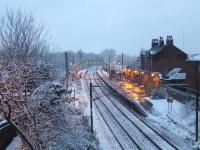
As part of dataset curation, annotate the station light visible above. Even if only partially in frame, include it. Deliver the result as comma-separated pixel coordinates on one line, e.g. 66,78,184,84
128,69,131,72
151,73,155,77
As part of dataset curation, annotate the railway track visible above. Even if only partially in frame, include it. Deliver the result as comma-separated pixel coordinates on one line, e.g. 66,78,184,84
96,72,180,150
85,69,179,150
96,73,180,150
86,73,140,149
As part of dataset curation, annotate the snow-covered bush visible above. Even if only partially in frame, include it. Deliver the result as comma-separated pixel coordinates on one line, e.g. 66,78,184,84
26,82,98,149
25,82,66,149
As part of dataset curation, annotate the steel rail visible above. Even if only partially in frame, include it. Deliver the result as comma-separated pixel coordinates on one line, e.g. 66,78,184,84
90,74,142,150
97,72,179,150
85,74,125,150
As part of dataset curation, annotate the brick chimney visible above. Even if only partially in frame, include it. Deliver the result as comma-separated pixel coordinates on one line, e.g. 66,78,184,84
159,37,164,47
152,39,159,48
166,35,173,45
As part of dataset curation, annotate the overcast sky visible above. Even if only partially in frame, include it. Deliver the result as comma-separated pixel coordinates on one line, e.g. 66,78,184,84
0,0,200,55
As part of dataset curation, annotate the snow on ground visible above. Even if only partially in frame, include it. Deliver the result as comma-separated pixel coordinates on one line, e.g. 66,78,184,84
73,78,90,116
6,136,21,150
146,97,199,146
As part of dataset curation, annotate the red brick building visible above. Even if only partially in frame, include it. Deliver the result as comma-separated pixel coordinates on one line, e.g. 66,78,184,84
140,36,199,91
140,36,188,79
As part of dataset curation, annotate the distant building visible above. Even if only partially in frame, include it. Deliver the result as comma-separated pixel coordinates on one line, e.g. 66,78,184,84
140,36,188,80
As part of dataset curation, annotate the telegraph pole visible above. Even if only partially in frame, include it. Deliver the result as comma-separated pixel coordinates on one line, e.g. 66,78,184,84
72,55,75,65
122,53,124,70
90,83,93,133
65,52,69,88
122,53,124,80
72,55,75,81
109,56,111,79
196,63,199,142
65,52,69,77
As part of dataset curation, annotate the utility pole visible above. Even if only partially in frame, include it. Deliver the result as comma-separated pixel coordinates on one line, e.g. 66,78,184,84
72,55,75,81
65,52,69,77
196,63,199,142
90,83,93,133
122,53,124,70
72,55,75,65
122,53,124,80
109,56,111,79
65,52,69,88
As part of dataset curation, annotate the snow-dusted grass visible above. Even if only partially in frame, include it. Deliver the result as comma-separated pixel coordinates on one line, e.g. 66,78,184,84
147,98,197,134
147,97,199,149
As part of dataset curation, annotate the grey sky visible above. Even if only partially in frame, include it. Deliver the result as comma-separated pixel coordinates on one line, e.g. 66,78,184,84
0,0,200,55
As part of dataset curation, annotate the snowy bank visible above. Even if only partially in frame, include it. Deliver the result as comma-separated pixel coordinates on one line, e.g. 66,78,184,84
19,82,99,149
147,97,198,149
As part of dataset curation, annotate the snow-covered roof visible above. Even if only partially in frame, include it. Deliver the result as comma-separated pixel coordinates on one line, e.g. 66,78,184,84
143,43,187,56
149,47,162,55
166,68,186,80
171,73,186,80
187,54,200,61
166,68,182,77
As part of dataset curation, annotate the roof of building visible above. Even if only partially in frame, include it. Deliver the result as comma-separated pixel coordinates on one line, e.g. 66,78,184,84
149,46,162,55
148,44,187,56
166,68,186,80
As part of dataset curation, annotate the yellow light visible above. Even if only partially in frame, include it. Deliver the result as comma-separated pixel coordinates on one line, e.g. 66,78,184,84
128,69,131,72
151,73,155,77
141,71,144,74
134,70,138,73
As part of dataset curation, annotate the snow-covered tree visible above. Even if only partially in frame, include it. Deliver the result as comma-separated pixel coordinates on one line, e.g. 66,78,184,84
0,10,54,148
0,10,98,150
